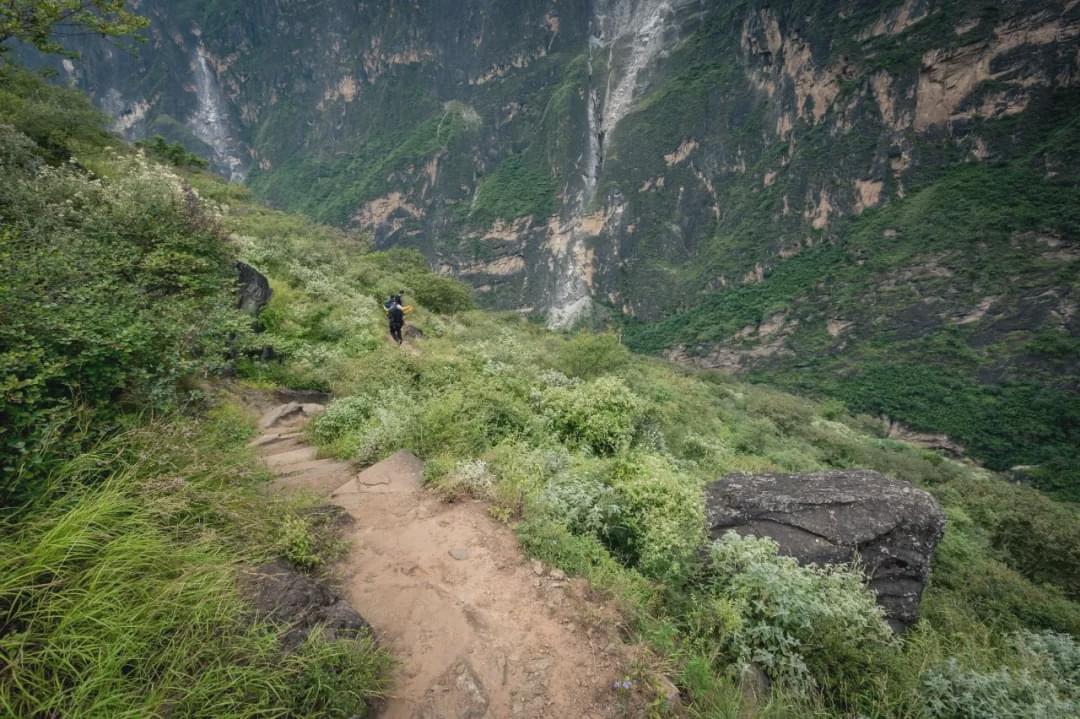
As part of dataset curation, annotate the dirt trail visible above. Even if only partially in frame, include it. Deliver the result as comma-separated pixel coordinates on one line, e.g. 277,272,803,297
251,400,636,719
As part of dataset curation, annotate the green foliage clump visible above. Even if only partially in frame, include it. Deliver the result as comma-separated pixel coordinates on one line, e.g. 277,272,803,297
313,396,370,445
0,119,247,503
0,0,148,57
922,631,1080,718
278,514,320,569
137,135,208,169
607,454,704,578
410,272,475,314
705,533,895,691
538,376,647,455
469,151,557,225
555,331,631,379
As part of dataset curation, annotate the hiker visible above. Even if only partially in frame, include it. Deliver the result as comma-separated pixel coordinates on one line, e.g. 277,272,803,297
387,297,405,345
384,293,396,311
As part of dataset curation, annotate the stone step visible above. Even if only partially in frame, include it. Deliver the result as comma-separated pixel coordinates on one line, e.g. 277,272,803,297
272,463,357,496
329,450,424,513
257,438,311,458
263,446,319,468
258,402,326,431
249,431,304,449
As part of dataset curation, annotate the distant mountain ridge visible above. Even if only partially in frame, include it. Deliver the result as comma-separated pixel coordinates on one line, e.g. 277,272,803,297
40,0,1080,496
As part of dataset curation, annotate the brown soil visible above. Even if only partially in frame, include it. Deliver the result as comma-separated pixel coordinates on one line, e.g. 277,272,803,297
251,400,648,719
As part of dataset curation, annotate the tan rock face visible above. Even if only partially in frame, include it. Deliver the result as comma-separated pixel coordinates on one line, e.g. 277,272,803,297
362,37,434,83
664,138,698,166
663,311,797,372
859,0,930,40
953,297,997,325
456,255,527,277
915,10,1080,130
827,319,854,337
353,192,423,229
742,9,841,132
470,47,548,85
805,189,834,230
854,179,884,214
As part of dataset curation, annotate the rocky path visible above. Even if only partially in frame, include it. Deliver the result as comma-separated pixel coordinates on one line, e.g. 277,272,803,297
251,400,637,719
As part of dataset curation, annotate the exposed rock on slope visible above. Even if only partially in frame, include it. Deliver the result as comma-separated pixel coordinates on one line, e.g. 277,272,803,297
244,559,370,649
235,261,271,315
705,469,947,632
44,0,1080,321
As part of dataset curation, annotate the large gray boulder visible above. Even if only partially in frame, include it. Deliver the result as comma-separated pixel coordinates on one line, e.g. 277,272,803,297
236,261,272,316
705,470,946,632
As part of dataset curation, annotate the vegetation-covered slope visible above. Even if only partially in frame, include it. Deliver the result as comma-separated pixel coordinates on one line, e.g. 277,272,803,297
625,92,1080,499
4,51,1080,717
223,173,1080,715
0,66,391,717
39,0,1080,500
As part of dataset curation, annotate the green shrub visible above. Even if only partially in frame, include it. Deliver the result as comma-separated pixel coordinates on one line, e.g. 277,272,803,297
137,135,209,169
409,272,475,314
705,533,895,690
922,654,1078,718
538,376,647,455
437,458,496,499
0,125,247,503
607,454,705,579
278,515,320,569
542,464,625,540
313,396,371,444
555,332,631,379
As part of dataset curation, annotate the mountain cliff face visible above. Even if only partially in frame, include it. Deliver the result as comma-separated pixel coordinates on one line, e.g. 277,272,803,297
48,0,1080,495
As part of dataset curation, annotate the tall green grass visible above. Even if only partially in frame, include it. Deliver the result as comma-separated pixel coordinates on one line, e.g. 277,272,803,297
0,407,391,718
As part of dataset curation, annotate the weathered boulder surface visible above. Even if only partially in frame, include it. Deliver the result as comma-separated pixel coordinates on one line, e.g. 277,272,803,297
244,558,370,649
705,470,946,631
236,261,272,316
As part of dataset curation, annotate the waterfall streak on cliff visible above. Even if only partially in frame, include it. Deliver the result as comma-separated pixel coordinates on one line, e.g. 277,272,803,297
190,47,247,182
549,0,677,328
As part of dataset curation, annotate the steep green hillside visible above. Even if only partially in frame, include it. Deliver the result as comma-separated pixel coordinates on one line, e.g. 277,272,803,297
626,91,1080,498
5,16,1080,716
36,0,1080,499
0,66,391,716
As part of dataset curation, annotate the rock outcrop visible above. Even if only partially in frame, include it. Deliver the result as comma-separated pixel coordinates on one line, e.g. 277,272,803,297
235,261,272,316
704,469,946,631
244,558,370,649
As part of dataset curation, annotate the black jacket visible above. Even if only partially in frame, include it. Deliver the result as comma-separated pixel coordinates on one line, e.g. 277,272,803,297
387,305,405,327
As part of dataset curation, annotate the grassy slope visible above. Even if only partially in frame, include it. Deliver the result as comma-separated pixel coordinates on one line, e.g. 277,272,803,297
203,164,1080,714
5,63,1080,717
0,66,390,717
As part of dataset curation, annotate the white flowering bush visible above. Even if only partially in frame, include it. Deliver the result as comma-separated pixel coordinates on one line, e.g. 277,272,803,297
442,459,496,498
537,369,576,388
542,472,624,539
922,631,1080,718
343,387,416,464
707,532,895,689
922,661,1075,719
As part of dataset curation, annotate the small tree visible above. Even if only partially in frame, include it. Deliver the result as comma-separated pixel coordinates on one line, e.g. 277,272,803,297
0,1,146,56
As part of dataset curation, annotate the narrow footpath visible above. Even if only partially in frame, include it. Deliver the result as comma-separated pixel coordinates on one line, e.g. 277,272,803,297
251,399,639,719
